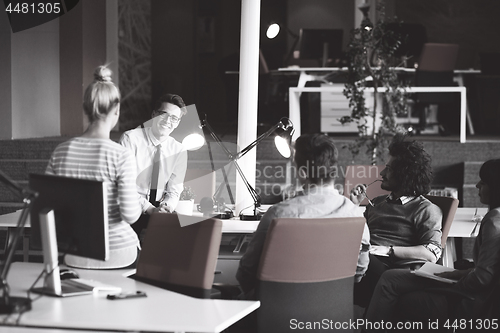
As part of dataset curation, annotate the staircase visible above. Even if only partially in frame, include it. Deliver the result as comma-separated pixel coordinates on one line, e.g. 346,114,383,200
0,137,66,214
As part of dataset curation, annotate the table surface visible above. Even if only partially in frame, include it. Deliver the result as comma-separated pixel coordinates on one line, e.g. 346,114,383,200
447,207,488,238
278,66,481,74
1,262,259,333
0,210,261,233
0,207,488,236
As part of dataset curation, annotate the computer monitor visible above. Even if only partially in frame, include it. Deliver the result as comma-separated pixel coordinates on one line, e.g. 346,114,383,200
28,173,109,296
298,29,343,67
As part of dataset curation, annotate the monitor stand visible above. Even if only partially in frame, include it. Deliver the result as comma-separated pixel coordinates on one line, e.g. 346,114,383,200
31,209,93,297
322,42,329,67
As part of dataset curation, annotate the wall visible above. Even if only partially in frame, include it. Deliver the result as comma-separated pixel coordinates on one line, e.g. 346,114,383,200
287,0,355,55
392,0,500,69
0,8,13,139
117,0,152,130
151,0,196,111
0,8,60,139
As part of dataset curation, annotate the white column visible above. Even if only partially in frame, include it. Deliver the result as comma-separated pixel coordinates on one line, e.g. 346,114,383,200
106,0,119,84
236,0,261,215
106,0,119,131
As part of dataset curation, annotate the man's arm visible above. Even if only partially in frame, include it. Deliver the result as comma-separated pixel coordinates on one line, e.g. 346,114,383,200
119,132,155,214
414,201,443,262
393,245,437,262
356,223,371,282
379,201,442,262
161,149,187,212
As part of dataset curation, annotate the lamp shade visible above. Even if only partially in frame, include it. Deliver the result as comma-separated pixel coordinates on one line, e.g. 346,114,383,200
275,136,290,158
182,133,205,151
273,117,294,158
266,23,280,39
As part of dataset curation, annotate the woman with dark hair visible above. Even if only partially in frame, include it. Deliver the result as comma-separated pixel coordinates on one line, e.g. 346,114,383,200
363,159,500,331
46,66,141,269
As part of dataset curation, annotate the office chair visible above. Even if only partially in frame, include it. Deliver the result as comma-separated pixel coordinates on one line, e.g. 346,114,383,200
183,169,216,204
393,194,459,268
255,217,366,333
134,213,222,299
343,165,390,206
413,43,460,134
424,195,459,251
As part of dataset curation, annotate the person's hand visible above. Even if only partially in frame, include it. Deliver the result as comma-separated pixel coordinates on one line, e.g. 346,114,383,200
369,245,391,257
435,268,472,280
158,202,171,213
146,205,170,215
350,184,367,205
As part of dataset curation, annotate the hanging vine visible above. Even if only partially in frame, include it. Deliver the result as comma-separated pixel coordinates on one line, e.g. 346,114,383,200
341,0,409,164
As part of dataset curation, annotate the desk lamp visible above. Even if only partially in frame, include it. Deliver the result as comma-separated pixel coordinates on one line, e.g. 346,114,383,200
265,22,299,67
0,170,37,314
200,116,294,220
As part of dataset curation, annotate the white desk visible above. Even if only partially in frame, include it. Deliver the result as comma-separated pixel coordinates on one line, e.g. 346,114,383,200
442,207,488,268
0,207,486,270
279,67,480,88
0,211,260,260
289,85,468,143
0,262,259,333
282,67,479,142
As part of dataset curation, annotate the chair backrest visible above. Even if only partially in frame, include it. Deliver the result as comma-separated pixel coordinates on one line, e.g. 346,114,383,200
418,43,459,72
134,213,222,298
415,43,459,104
256,217,366,333
424,195,459,248
183,169,216,204
343,165,389,206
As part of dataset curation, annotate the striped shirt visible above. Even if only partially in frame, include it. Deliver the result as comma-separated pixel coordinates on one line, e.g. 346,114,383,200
46,137,141,251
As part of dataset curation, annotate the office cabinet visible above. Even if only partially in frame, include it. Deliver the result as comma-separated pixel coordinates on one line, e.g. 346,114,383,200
320,83,358,133
215,233,252,285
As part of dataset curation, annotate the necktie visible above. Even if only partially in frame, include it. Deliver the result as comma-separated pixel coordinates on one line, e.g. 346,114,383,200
149,145,161,206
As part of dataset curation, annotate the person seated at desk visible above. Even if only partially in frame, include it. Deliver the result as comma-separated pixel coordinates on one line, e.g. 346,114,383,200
364,159,500,330
120,93,188,238
351,134,442,307
236,133,370,299
46,66,141,269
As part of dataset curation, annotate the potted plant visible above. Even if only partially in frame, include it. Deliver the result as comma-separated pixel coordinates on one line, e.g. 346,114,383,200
340,0,409,164
175,186,196,216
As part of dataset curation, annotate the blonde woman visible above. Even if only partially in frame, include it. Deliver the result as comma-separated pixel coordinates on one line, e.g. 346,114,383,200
46,66,141,269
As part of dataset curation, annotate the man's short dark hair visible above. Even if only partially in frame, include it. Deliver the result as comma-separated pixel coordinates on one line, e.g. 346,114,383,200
294,134,339,185
388,134,432,196
153,93,187,116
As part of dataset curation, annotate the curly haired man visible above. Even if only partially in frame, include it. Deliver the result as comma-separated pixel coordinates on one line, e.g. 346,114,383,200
350,134,442,307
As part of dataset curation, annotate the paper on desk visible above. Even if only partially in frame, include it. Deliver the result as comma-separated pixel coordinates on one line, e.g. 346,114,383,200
412,262,458,284
75,279,122,293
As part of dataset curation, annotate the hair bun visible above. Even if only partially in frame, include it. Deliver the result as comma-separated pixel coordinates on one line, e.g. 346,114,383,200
94,66,113,83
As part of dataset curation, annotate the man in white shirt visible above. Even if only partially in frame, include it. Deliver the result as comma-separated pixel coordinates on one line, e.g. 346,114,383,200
236,134,370,299
120,93,188,237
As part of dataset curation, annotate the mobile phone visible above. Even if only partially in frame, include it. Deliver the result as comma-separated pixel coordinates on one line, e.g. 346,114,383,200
107,291,147,300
